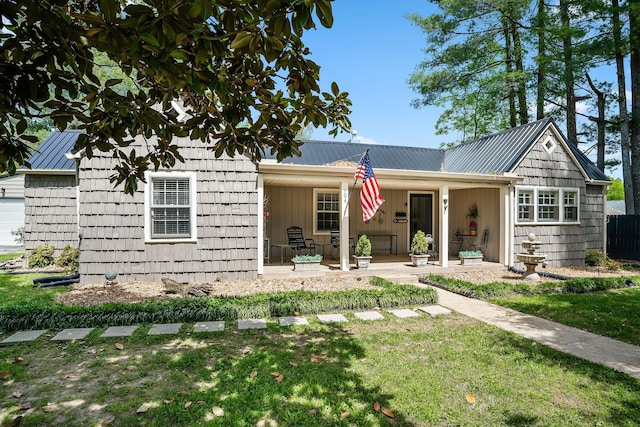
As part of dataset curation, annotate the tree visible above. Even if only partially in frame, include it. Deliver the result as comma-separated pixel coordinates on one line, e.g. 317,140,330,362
0,0,351,194
607,177,625,200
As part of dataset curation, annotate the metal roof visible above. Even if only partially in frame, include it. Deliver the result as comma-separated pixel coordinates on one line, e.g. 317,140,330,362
564,137,610,182
26,130,84,171
265,140,444,172
443,118,552,174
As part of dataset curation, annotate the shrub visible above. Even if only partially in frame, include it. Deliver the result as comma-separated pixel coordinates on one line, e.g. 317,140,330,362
459,250,483,257
10,226,24,245
291,254,322,263
410,230,429,255
55,245,79,270
28,244,54,268
585,248,619,270
355,235,371,256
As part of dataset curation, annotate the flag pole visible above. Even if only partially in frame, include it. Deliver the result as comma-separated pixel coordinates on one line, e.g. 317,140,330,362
343,149,369,217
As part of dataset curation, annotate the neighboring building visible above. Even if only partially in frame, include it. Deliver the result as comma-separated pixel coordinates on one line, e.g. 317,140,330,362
23,118,609,284
0,173,25,247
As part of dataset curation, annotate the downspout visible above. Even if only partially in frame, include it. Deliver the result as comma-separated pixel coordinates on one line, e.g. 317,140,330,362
602,184,608,255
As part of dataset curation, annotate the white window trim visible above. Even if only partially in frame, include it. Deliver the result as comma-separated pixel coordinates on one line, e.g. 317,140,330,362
541,135,557,155
515,186,580,225
144,171,197,243
313,188,340,235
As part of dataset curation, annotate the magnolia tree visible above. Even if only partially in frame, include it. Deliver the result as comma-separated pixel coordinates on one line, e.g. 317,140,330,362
0,0,351,193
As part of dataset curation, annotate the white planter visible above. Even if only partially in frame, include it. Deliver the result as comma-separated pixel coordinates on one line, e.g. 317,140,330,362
410,254,430,267
460,256,483,265
293,261,321,272
352,255,372,269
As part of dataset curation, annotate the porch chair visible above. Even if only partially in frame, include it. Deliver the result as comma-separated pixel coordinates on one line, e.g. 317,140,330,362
449,228,464,255
287,226,316,255
471,229,489,254
330,229,355,259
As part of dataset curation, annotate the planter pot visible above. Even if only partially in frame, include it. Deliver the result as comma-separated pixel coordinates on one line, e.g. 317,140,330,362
460,256,483,265
410,254,430,267
352,255,372,269
293,261,321,272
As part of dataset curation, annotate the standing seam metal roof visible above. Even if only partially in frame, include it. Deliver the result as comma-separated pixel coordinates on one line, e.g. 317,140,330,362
26,130,84,171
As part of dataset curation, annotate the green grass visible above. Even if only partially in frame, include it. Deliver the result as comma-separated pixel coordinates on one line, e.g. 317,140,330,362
1,315,638,426
0,252,22,262
490,288,640,346
0,272,71,306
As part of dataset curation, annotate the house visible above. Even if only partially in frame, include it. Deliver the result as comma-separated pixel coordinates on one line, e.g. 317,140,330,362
0,173,25,248
22,118,609,284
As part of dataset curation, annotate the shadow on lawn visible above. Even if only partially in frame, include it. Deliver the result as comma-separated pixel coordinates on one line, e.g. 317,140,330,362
113,325,414,426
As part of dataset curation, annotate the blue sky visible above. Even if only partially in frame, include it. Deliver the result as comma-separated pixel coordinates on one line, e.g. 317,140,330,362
302,1,440,147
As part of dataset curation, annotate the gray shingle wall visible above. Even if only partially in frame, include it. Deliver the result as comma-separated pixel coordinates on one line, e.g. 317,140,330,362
511,132,605,266
78,136,259,285
23,174,78,258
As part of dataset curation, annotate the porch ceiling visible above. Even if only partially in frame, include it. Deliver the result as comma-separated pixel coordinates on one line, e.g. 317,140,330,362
260,163,522,190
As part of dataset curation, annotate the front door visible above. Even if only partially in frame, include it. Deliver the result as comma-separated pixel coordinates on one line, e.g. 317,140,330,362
410,194,433,245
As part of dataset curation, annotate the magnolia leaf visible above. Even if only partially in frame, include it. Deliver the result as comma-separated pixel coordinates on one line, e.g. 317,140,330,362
275,374,284,383
373,401,380,412
196,401,205,406
0,372,12,379
177,391,188,396
137,402,151,413
60,375,68,380
465,393,476,404
258,346,266,351
163,398,175,404
294,311,300,316
13,357,24,364
270,372,281,377
289,361,298,367
42,404,55,412
184,401,192,409
340,411,349,420
212,406,224,417
308,409,318,414
100,416,115,426
256,420,268,427
381,407,395,419
250,370,258,378
12,391,23,398
115,343,124,350
18,402,31,410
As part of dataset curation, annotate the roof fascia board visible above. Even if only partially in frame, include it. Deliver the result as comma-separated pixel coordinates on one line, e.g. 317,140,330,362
18,169,76,176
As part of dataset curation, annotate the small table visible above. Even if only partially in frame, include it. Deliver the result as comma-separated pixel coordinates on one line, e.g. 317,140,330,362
314,242,332,257
363,234,398,254
271,244,290,264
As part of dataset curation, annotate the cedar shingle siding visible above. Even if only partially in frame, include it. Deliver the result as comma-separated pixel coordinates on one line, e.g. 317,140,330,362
24,175,78,256
78,136,259,285
512,130,602,266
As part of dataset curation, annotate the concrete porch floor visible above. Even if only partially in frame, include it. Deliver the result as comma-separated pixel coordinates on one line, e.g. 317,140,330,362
262,254,507,281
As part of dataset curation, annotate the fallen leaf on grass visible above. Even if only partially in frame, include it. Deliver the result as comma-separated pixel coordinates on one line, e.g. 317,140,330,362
250,370,258,378
256,420,268,427
308,409,318,414
340,411,350,420
289,361,298,367
60,375,68,380
465,393,476,404
310,354,327,363
17,402,31,410
294,311,300,316
42,404,55,412
0,372,12,379
12,357,24,364
196,401,205,405
274,374,283,383
115,343,124,351
184,401,192,409
137,403,151,413
373,401,380,412
163,398,175,404
12,391,23,398
177,390,188,396
211,406,224,417
99,416,115,426
381,407,395,419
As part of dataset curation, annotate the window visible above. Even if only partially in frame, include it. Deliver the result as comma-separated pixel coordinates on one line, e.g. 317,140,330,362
542,136,557,154
314,189,339,233
145,171,197,242
515,187,579,224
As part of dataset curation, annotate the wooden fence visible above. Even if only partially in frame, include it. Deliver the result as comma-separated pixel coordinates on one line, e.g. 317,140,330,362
607,215,640,260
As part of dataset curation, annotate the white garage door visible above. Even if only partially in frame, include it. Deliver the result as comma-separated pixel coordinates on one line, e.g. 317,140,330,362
0,199,25,245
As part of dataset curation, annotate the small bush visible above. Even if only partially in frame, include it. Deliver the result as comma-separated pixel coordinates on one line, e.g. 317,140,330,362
28,244,54,268
410,230,430,255
55,245,79,270
291,254,322,262
585,248,619,270
355,235,371,256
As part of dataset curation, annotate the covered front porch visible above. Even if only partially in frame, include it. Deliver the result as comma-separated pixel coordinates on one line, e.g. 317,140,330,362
258,162,523,275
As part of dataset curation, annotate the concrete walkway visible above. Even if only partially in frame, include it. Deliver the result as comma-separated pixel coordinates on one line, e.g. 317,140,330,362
416,282,640,379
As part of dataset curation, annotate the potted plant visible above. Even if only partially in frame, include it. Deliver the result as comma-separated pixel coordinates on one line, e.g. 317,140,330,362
459,250,483,265
291,254,322,271
410,230,430,267
353,234,372,269
467,203,479,236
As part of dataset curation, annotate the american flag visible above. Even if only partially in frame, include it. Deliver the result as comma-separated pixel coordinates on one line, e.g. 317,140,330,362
355,153,384,221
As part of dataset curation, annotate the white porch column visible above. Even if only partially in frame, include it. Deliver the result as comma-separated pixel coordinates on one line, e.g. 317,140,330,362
340,180,351,271
506,183,515,267
257,175,264,275
439,185,449,268
500,185,509,266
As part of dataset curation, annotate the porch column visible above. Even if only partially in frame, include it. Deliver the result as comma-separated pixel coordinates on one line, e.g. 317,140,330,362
340,179,350,271
502,184,513,266
439,184,449,268
257,175,264,276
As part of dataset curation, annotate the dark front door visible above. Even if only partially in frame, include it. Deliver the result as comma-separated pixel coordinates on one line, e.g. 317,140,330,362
410,194,433,244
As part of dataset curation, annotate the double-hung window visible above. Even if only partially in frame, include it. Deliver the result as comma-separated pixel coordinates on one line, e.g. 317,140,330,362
145,171,197,242
314,189,339,234
515,187,579,224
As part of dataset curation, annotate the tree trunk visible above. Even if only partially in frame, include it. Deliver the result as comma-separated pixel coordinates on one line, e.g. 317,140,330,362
560,0,578,144
585,72,606,172
536,0,547,120
612,0,634,213
503,18,517,128
630,0,640,210
511,22,528,125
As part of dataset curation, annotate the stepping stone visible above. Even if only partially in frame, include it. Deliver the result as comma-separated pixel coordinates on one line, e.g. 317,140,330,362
51,328,94,341
148,323,182,335
1,330,48,346
238,319,267,330
279,316,309,326
101,326,137,338
388,309,420,318
354,311,385,321
193,321,225,333
418,305,452,317
317,314,348,323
